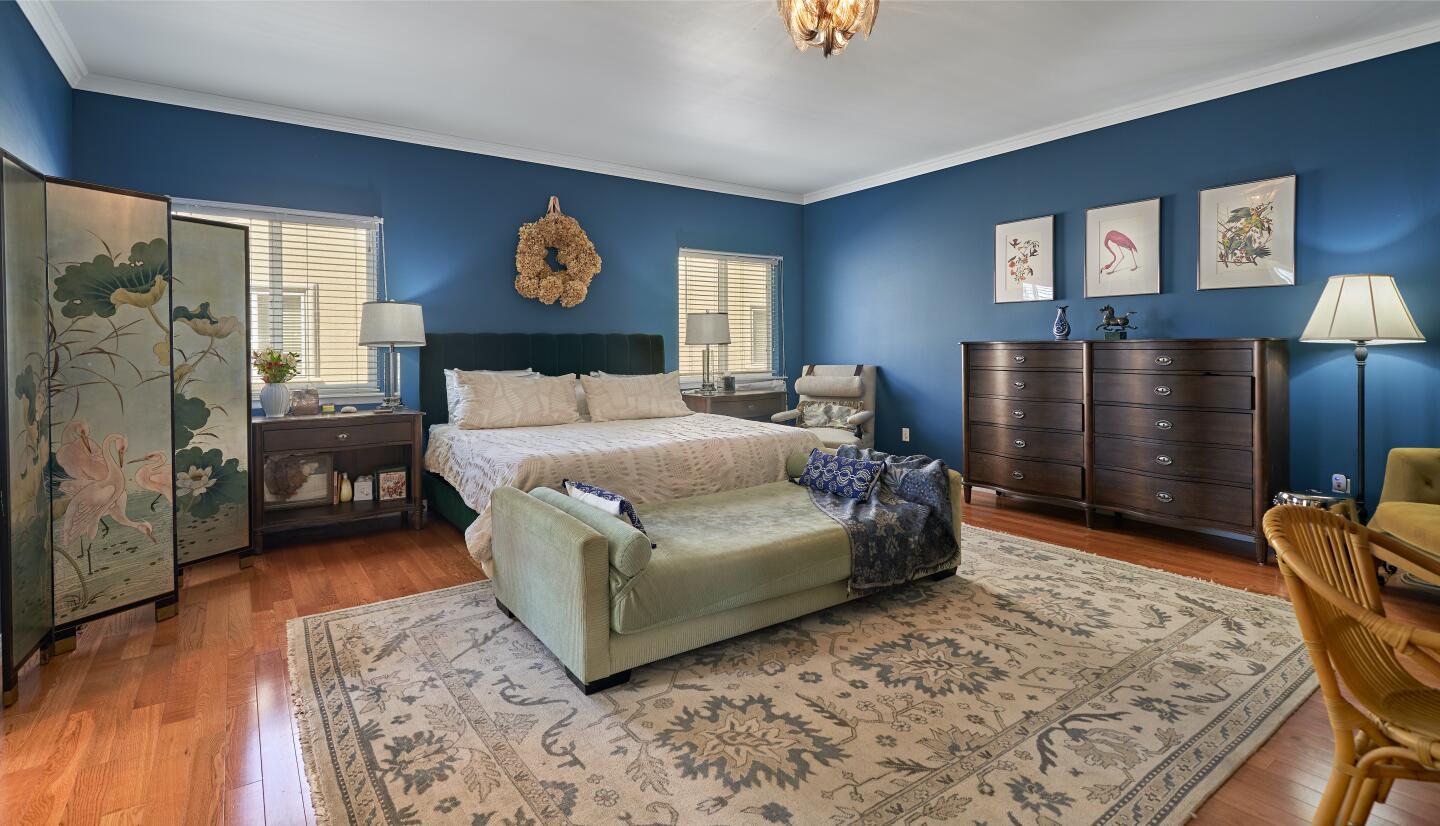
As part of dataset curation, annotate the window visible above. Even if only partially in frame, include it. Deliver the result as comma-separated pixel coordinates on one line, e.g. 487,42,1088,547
678,249,781,378
172,200,381,400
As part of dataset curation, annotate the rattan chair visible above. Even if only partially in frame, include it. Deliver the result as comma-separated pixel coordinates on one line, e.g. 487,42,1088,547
1263,505,1440,826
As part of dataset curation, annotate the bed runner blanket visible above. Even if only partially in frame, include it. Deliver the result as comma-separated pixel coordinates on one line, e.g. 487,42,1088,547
808,446,958,593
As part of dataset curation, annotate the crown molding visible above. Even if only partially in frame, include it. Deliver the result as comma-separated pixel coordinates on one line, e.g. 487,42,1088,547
20,0,1440,207
801,17,1440,203
17,0,85,85
73,74,805,204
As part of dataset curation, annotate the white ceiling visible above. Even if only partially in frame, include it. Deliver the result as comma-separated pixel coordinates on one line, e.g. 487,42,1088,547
24,1,1440,203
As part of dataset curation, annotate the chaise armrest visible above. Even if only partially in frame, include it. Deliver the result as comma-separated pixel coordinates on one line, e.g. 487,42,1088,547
847,410,874,428
490,486,615,683
772,408,800,424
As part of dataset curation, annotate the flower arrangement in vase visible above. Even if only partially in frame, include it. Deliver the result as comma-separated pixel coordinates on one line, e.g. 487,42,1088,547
252,347,301,417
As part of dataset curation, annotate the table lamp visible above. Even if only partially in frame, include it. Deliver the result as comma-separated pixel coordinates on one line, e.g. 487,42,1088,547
686,312,730,393
359,300,425,411
1300,274,1425,517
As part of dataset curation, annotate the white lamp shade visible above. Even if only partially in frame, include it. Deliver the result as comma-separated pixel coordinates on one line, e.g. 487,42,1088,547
1300,274,1425,345
358,301,426,347
685,312,731,345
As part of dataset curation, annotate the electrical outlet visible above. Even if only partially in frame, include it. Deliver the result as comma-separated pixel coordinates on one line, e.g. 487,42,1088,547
901,427,911,443
1331,473,1351,494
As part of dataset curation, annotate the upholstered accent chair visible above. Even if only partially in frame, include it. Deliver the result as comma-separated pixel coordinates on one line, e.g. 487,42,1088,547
1368,448,1440,586
772,364,876,450
1263,505,1440,826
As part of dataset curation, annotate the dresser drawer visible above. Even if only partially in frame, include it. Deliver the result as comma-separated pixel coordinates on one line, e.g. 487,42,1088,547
970,424,1083,464
264,420,415,453
1092,469,1252,528
967,396,1082,431
1093,405,1252,448
1093,373,1253,410
1094,436,1252,485
968,369,1082,401
970,452,1083,500
968,347,1080,371
1093,346,1253,374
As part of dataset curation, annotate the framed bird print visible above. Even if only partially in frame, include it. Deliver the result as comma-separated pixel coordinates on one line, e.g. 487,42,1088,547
1085,198,1160,297
1197,174,1295,290
994,215,1054,303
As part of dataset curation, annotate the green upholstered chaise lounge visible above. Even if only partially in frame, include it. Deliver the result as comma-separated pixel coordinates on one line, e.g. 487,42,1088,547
489,451,964,693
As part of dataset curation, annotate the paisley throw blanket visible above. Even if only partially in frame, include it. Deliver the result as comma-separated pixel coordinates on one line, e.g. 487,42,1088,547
808,446,958,593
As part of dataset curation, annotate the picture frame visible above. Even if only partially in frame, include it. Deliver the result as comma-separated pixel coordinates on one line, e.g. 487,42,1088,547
262,453,334,509
1085,198,1160,298
994,215,1054,303
376,465,408,502
1197,174,1296,290
289,386,320,416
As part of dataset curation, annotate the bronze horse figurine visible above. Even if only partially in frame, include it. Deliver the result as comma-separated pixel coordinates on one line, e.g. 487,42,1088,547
1096,305,1138,333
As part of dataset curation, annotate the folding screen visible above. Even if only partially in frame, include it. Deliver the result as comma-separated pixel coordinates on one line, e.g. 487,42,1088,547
46,180,176,631
1,153,53,706
171,217,250,564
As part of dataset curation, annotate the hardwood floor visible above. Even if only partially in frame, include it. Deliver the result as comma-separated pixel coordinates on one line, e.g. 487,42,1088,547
1,493,1436,825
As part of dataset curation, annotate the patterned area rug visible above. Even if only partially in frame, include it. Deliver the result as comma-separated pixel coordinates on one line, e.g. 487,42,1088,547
289,526,1316,826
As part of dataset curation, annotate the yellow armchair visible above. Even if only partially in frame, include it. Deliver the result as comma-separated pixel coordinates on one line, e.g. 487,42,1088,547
1367,448,1440,585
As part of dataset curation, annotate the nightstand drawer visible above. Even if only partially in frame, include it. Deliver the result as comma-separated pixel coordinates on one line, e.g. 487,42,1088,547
707,395,783,419
264,420,415,453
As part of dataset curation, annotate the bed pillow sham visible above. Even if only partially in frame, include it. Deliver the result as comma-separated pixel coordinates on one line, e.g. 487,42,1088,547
452,371,581,429
444,367,535,422
580,371,692,422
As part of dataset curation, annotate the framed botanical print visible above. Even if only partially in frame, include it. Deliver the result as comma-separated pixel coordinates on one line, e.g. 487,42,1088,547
1085,198,1160,297
1197,174,1296,290
994,215,1054,303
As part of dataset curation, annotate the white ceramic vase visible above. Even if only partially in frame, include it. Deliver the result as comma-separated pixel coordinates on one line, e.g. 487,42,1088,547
259,381,291,417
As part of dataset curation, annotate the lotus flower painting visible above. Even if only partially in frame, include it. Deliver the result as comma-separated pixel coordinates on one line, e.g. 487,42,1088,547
46,181,175,624
171,218,250,563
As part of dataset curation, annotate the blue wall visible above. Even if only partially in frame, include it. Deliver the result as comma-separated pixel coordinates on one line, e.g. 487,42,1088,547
802,44,1440,498
0,1,71,175
69,92,805,407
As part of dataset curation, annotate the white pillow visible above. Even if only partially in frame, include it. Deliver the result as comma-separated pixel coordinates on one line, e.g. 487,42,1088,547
444,368,535,422
452,372,580,429
580,371,692,422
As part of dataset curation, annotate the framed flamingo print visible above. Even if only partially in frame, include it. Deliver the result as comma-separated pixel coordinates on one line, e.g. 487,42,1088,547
1197,174,1296,290
1085,198,1160,298
994,215,1054,303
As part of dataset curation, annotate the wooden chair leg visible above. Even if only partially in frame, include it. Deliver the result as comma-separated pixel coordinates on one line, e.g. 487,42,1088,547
1346,776,1381,826
1314,765,1354,826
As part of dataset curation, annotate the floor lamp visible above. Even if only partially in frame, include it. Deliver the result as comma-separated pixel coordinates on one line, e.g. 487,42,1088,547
1300,274,1425,519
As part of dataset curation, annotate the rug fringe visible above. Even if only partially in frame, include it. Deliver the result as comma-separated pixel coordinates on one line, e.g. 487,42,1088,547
287,618,337,826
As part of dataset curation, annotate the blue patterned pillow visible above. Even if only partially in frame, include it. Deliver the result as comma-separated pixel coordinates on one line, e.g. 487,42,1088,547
796,448,883,500
563,479,651,540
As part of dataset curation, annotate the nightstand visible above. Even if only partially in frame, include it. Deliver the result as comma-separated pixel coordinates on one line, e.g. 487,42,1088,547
247,409,424,559
682,389,787,421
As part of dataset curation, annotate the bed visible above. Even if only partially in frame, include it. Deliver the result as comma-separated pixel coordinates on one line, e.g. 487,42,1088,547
419,333,821,574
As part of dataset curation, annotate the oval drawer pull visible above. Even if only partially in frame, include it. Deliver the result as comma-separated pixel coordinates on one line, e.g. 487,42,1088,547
1013,354,1027,364
1013,380,1026,389
1154,385,1172,396
1011,470,1025,480
1155,419,1173,430
1155,491,1173,503
1011,410,1026,419
335,432,351,441
1013,439,1027,448
1156,455,1173,466
1154,355,1174,366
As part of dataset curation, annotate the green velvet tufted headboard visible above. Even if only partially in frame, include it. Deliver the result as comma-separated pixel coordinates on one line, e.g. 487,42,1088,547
418,332,666,427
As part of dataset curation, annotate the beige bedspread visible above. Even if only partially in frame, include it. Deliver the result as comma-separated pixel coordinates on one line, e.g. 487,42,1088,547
424,413,822,575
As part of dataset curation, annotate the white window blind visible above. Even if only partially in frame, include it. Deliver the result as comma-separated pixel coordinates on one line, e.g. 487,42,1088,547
172,199,381,400
678,249,781,378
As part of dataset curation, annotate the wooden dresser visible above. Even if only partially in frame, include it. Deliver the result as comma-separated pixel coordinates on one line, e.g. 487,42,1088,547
961,339,1288,562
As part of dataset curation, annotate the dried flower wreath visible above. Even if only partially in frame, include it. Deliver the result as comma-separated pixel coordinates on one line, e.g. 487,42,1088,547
514,196,601,308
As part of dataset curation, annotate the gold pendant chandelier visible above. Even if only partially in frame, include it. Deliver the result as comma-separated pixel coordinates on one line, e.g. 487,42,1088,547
777,0,880,58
